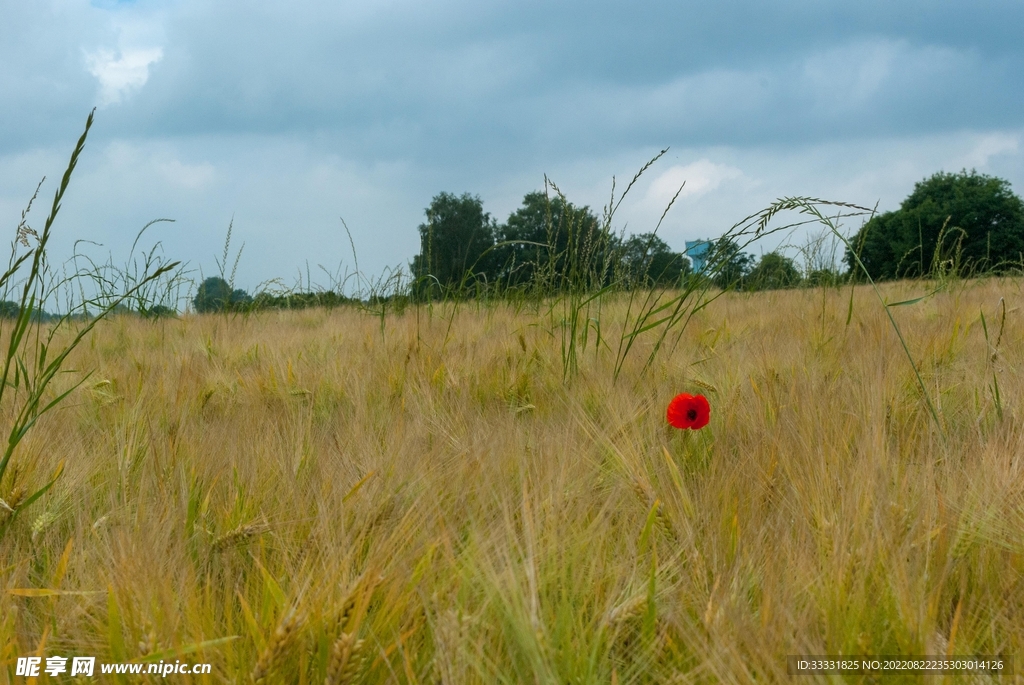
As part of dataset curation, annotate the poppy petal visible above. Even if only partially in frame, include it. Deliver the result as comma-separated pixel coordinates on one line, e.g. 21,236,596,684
689,394,711,429
666,393,711,430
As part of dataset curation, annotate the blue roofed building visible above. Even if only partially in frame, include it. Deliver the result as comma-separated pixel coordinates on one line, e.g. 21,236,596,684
684,240,712,273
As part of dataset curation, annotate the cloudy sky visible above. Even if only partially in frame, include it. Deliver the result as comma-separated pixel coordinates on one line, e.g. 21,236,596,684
2,0,1023,295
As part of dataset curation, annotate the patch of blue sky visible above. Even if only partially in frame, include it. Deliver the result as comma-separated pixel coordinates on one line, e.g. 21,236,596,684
90,0,139,9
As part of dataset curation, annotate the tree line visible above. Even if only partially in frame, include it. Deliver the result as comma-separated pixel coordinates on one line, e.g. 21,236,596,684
9,169,1020,318
178,168,1024,314
409,190,693,298
408,169,1024,299
404,190,828,298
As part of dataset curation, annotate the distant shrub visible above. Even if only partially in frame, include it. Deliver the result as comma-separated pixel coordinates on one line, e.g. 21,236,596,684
618,233,691,288
143,304,178,318
193,277,251,313
805,268,843,287
704,236,754,290
746,252,801,290
250,291,351,310
0,299,60,322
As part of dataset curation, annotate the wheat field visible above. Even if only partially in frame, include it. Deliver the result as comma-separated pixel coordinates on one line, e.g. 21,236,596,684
2,278,1022,683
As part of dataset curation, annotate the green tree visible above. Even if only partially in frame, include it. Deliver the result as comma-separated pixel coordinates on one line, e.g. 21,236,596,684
193,276,251,312
845,169,1024,280
250,291,350,311
618,233,690,287
0,299,56,321
704,236,754,290
410,192,495,297
0,301,20,318
491,191,613,291
805,268,842,287
490,191,562,287
746,251,801,290
143,304,177,318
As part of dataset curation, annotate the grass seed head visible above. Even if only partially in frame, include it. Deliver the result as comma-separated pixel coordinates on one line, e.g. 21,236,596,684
324,632,365,685
0,486,26,523
212,519,270,553
252,607,304,684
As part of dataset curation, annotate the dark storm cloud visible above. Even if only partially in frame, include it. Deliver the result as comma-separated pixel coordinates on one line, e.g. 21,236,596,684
0,2,105,150
9,0,1013,161
0,0,1020,163
2,0,1022,287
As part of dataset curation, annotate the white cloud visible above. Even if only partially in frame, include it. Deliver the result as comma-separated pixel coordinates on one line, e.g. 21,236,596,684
85,46,163,107
799,38,977,120
801,39,898,103
156,158,216,190
3,0,1024,289
960,133,1020,169
645,160,743,205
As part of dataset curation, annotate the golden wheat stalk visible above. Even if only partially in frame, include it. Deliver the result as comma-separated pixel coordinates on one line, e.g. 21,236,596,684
251,607,303,683
334,584,359,635
324,631,365,685
137,621,159,656
0,485,25,522
604,595,646,626
212,519,270,553
690,378,718,394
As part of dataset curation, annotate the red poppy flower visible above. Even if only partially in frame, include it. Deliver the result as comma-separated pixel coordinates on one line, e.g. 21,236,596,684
666,393,710,430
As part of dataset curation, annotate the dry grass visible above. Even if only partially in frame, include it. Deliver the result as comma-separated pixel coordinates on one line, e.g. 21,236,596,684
2,278,1023,683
